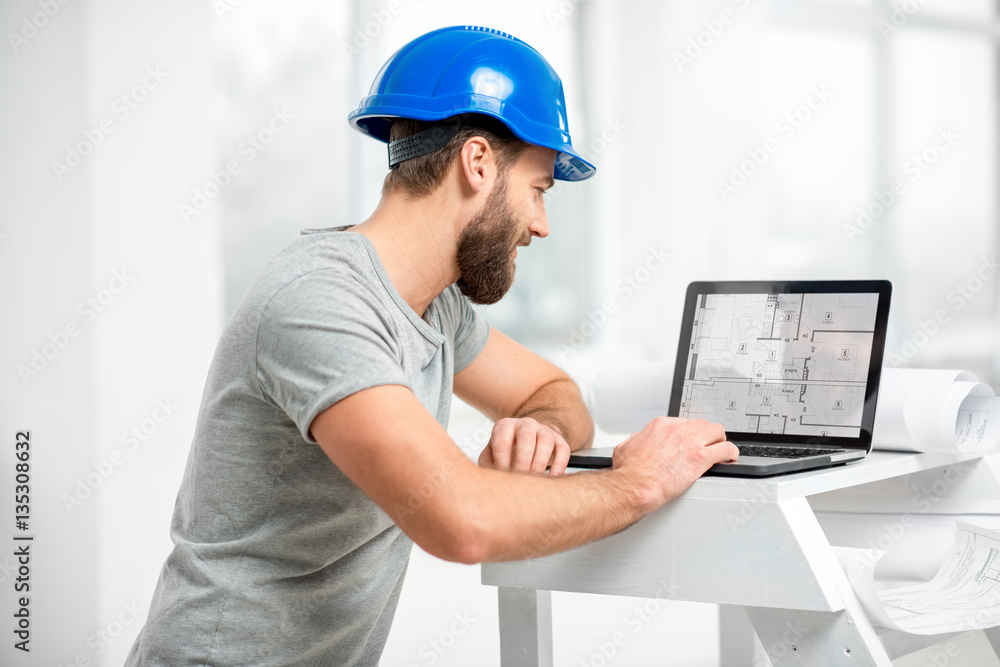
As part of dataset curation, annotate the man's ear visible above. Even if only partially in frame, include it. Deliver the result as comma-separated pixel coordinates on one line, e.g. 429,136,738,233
459,136,494,194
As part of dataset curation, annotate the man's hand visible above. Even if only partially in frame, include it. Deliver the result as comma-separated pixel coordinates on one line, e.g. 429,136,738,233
478,417,572,476
612,417,739,511
455,328,594,453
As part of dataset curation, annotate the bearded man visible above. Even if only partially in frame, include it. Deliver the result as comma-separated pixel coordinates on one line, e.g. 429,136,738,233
126,26,737,666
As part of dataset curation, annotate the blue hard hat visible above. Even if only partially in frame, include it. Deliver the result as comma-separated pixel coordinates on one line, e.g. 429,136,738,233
348,25,596,182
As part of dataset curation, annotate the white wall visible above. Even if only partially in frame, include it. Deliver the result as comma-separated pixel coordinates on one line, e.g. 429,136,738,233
1,1,220,664
0,1,97,663
86,2,222,666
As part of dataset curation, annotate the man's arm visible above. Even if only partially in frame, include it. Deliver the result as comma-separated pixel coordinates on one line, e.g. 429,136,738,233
454,326,594,475
310,384,737,564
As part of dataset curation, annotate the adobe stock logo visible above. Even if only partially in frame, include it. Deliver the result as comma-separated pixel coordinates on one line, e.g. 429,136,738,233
179,107,295,224
557,245,671,361
843,126,958,243
7,0,72,54
715,85,833,202
17,269,135,385
62,397,178,514
340,0,403,62
50,66,169,183
672,0,755,73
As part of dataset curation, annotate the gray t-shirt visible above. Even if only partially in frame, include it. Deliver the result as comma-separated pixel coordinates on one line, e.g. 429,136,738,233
126,226,490,666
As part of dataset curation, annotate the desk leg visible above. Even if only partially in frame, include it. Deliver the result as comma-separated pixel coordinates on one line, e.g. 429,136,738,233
744,607,892,666
719,605,757,667
498,587,553,667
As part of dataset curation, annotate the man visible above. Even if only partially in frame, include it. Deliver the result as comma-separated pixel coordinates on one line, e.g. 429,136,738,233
126,25,737,665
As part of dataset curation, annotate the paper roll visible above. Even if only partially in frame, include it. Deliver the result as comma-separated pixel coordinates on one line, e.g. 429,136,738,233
874,369,1000,453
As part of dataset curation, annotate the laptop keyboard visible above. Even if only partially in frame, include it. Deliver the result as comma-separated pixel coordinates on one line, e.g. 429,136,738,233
735,445,847,459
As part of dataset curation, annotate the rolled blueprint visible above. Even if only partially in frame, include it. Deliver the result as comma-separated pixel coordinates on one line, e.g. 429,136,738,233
585,361,672,434
873,368,1000,453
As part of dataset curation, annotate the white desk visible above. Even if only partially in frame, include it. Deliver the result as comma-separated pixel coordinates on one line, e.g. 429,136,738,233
481,451,1000,666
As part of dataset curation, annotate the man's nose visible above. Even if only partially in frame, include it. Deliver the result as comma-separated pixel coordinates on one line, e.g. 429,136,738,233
529,200,549,238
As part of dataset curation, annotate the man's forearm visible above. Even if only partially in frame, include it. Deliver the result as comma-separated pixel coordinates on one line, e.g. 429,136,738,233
512,377,594,451
466,463,648,562
313,385,734,567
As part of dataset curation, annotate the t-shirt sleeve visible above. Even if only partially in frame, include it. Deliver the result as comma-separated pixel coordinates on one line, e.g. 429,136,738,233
255,269,408,444
438,283,491,374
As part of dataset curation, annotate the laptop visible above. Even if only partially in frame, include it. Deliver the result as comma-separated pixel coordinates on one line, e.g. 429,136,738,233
568,280,892,477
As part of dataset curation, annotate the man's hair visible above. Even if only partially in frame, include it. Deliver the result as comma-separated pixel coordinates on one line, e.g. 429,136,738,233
382,114,531,198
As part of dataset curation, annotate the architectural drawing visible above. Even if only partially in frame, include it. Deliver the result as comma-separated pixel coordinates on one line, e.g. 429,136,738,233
678,292,880,437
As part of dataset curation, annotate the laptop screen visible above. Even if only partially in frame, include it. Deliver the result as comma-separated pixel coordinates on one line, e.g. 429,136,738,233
669,281,892,448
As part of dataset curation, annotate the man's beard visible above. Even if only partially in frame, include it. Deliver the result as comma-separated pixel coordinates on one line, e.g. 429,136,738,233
455,171,530,305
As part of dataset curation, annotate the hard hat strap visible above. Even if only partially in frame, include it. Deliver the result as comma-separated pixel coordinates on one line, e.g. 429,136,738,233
387,118,462,168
